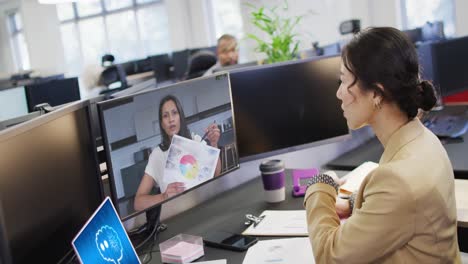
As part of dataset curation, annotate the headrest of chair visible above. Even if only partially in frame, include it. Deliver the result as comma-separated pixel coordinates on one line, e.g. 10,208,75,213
188,50,217,73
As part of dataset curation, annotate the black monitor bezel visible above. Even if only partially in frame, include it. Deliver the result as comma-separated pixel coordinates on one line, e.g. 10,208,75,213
97,72,240,221
227,55,351,162
0,100,104,263
431,36,468,97
24,77,81,113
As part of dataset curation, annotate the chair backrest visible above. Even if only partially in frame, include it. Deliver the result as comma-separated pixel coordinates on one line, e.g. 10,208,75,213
99,64,128,89
186,50,217,80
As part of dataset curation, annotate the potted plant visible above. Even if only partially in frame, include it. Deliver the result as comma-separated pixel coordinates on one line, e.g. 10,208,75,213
245,1,304,64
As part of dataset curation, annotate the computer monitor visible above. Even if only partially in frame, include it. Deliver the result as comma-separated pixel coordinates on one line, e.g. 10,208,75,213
321,43,341,56
418,36,468,97
229,55,349,161
0,111,41,131
403,27,423,44
25,77,81,112
150,54,172,83
98,73,240,220
0,86,28,122
0,100,104,263
0,205,12,264
171,49,190,80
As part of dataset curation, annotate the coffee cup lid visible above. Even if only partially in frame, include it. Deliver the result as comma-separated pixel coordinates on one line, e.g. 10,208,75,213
259,159,285,173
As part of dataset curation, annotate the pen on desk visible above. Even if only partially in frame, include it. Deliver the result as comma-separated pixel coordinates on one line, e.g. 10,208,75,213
201,121,216,141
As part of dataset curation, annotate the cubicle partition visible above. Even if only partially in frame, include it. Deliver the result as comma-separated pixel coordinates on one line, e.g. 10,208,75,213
0,101,104,263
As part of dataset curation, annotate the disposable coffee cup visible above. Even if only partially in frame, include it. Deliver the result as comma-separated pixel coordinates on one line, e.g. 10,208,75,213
259,160,285,203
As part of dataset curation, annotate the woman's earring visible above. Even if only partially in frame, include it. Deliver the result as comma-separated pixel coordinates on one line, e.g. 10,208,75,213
374,101,382,110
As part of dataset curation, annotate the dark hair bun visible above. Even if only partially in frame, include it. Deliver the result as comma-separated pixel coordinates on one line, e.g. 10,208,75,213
418,80,437,111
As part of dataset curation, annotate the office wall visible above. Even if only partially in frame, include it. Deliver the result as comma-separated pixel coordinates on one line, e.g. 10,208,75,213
0,0,65,75
20,0,65,75
366,0,402,28
0,0,19,74
455,0,468,36
166,0,215,52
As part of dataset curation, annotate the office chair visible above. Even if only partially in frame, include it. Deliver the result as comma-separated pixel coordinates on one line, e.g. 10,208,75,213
185,50,217,80
98,64,128,90
101,54,115,67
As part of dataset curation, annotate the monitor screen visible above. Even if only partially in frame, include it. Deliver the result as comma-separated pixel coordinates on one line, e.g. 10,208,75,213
432,36,468,96
171,49,190,80
150,54,172,83
25,77,81,112
98,73,239,220
0,86,28,122
0,101,103,264
229,55,349,160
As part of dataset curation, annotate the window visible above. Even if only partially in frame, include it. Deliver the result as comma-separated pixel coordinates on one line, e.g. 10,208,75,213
402,0,455,37
209,0,244,41
6,11,30,71
57,0,169,76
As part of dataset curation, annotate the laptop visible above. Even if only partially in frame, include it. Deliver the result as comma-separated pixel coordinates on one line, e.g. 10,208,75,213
72,197,141,264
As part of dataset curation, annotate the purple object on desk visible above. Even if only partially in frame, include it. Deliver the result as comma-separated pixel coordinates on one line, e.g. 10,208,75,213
292,168,319,197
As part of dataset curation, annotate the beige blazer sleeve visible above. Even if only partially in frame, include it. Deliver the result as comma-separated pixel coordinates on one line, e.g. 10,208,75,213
304,166,415,263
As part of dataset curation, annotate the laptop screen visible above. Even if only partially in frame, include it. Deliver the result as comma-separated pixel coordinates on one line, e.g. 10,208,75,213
72,197,140,264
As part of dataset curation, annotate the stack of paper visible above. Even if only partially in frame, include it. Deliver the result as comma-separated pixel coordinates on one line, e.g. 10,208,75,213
242,210,308,236
339,161,379,195
242,238,314,264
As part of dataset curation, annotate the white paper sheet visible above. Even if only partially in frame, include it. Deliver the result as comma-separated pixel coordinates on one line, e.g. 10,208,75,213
242,210,308,236
339,161,379,195
163,134,220,192
242,238,314,264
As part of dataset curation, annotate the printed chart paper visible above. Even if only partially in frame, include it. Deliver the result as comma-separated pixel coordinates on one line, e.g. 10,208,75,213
163,135,220,191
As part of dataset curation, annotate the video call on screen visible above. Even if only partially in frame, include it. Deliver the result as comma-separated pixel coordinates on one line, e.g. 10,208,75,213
99,73,239,218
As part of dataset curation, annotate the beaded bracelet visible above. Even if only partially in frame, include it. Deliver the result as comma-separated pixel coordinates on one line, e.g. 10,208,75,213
307,173,340,194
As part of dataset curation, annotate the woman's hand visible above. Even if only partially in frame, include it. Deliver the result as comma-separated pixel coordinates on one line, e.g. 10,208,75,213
323,171,351,218
336,197,351,218
163,182,186,199
205,123,221,147
323,170,346,186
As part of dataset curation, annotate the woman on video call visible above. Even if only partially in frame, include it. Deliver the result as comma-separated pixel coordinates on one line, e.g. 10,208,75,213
134,94,222,211
304,27,461,263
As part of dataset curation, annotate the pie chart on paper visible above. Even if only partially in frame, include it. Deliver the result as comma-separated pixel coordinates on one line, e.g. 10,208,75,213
179,155,199,180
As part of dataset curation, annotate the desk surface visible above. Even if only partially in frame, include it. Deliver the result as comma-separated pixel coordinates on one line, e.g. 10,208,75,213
126,71,154,86
327,106,468,179
456,179,468,228
142,170,468,263
144,170,304,263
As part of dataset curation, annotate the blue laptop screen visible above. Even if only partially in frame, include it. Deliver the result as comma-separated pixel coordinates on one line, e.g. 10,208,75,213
72,197,140,264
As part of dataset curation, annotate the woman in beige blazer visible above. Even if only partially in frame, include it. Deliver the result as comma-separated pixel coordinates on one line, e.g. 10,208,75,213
304,27,461,263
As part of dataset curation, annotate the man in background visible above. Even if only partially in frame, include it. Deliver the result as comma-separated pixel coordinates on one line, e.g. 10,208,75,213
203,34,239,76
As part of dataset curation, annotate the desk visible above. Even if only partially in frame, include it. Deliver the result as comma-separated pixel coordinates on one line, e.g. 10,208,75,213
456,179,468,228
142,170,467,263
326,105,468,179
127,71,154,86
144,170,304,263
